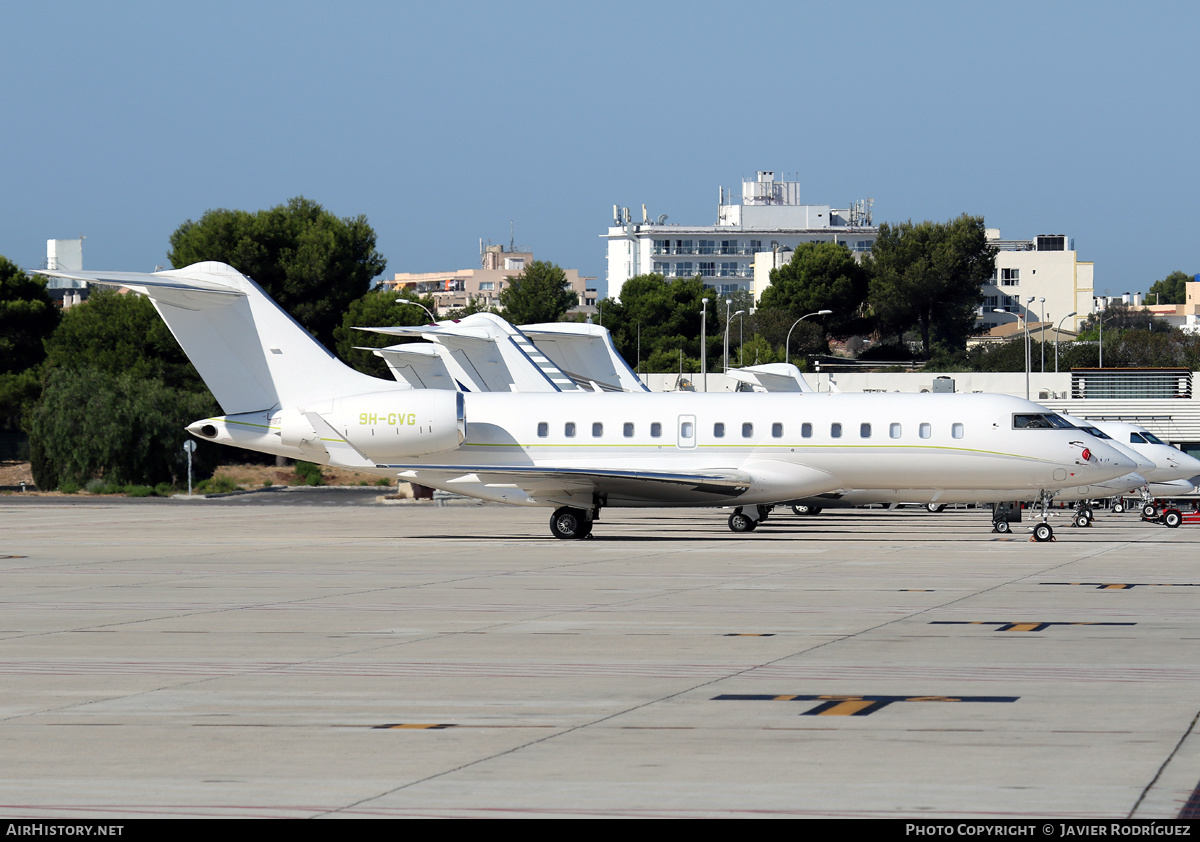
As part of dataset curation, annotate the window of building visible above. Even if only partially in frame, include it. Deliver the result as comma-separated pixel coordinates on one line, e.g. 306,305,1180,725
719,262,738,277
742,422,753,438
749,240,763,251
674,240,693,255
565,422,576,437
721,240,738,255
653,239,670,255
654,262,669,276
699,262,716,277
698,240,715,255
1001,268,1020,286
478,281,494,291
676,262,693,277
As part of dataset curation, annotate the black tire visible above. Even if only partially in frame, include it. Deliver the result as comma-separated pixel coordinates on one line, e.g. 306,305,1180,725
791,504,813,516
1142,503,1157,519
926,503,946,513
1164,510,1182,529
1034,523,1054,542
550,507,590,540
1113,501,1125,514
728,512,757,533
1074,513,1090,528
994,520,1011,534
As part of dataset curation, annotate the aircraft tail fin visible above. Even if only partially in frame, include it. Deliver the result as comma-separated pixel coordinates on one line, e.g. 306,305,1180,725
40,261,394,414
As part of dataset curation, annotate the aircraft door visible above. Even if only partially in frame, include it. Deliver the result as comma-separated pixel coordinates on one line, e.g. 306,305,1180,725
677,414,697,449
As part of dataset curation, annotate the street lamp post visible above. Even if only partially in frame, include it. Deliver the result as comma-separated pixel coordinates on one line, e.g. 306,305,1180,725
1025,296,1035,400
724,308,745,373
396,298,438,323
785,309,832,365
1039,297,1046,374
1055,311,1077,373
700,298,708,392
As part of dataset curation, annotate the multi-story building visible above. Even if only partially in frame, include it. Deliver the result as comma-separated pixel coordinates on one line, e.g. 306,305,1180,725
976,231,1095,334
603,171,877,301
382,243,596,314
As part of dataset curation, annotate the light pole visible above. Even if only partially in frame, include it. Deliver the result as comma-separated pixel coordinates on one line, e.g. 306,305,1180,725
700,297,708,392
1025,296,1035,400
785,309,832,365
724,307,744,373
1054,311,1077,373
396,298,438,323
1039,297,1046,374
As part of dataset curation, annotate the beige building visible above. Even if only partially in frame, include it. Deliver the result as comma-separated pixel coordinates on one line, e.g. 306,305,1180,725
382,244,596,313
977,231,1094,334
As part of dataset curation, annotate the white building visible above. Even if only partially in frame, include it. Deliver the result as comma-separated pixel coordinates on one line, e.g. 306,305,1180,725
976,231,1095,334
603,171,877,301
44,238,85,288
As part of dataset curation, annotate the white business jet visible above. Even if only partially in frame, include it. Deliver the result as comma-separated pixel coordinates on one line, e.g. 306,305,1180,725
1074,420,1200,505
40,262,1137,542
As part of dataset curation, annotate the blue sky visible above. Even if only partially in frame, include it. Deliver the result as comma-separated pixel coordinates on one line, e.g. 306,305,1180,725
2,0,1196,298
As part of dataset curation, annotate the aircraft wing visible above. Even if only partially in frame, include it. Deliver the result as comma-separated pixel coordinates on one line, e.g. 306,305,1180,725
382,464,753,507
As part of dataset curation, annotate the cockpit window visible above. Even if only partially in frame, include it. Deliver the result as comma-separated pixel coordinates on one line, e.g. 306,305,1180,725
1013,413,1073,430
1142,432,1166,445
1079,426,1112,440
1129,433,1147,444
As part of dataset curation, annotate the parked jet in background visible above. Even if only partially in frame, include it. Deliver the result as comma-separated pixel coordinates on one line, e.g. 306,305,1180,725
41,262,1138,541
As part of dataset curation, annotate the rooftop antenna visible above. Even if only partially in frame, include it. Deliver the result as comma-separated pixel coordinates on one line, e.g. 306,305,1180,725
510,221,514,253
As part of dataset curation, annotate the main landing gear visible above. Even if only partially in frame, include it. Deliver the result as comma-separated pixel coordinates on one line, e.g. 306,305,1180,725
550,506,595,540
727,505,774,534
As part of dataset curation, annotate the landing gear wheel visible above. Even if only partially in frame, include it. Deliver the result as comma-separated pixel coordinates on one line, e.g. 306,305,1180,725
993,520,1011,534
1033,523,1054,542
926,503,946,513
757,505,772,522
791,504,821,516
550,507,591,540
1073,512,1091,528
1164,510,1183,529
728,511,758,533
1113,501,1125,514
1142,503,1157,519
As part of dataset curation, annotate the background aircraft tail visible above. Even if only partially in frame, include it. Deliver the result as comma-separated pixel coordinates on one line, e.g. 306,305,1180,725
40,261,396,414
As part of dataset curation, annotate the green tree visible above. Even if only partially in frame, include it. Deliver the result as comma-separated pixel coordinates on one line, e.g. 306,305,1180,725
334,288,440,378
28,366,218,489
759,242,868,336
167,197,387,351
499,260,577,324
0,257,60,429
866,214,996,359
1147,270,1192,306
600,274,718,373
43,288,203,391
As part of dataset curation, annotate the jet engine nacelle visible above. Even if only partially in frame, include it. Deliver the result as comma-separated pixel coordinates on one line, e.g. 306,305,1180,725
292,389,465,460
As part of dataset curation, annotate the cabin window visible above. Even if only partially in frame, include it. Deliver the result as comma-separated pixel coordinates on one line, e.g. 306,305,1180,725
801,423,812,438
742,422,753,438
623,422,634,437
860,423,871,438
890,423,901,439
651,422,662,438
831,423,842,438
537,422,548,438
592,422,603,438
772,422,783,438
714,422,725,438
952,423,964,439
919,423,931,439
565,422,576,438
